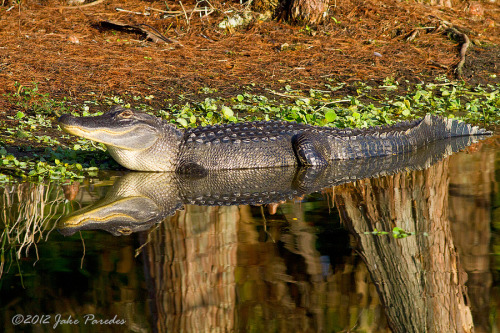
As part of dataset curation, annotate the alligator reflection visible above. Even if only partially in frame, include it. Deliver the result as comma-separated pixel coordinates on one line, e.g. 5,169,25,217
59,136,480,236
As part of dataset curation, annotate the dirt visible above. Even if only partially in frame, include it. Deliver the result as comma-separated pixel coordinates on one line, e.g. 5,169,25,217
0,0,499,114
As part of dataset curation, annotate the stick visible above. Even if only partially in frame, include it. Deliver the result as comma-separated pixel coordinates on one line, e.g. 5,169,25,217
146,6,213,15
115,7,150,16
406,30,419,42
179,1,190,31
54,0,106,10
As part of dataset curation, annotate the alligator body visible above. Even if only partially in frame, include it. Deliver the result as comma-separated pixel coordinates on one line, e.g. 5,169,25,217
58,135,487,236
58,106,491,172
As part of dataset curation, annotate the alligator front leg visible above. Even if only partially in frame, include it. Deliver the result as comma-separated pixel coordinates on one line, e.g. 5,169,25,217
292,133,329,166
175,161,208,176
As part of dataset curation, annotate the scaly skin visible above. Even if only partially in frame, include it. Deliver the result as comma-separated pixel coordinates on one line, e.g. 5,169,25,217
58,106,491,173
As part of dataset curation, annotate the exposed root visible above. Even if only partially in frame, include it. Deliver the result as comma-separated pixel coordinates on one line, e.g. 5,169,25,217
437,19,471,78
451,27,470,78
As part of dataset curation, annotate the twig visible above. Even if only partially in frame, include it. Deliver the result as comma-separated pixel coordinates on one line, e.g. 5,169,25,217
266,89,308,99
147,6,214,17
115,7,150,16
315,99,351,112
138,23,183,45
188,1,201,22
179,1,190,31
406,30,419,42
54,0,106,10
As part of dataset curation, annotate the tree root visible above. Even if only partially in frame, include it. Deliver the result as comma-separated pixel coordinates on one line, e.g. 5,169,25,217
437,20,471,78
446,26,470,78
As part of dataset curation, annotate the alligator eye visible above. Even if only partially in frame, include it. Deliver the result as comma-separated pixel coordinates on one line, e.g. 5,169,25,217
119,110,134,119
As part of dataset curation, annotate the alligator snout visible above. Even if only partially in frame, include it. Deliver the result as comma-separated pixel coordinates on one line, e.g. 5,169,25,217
58,114,78,127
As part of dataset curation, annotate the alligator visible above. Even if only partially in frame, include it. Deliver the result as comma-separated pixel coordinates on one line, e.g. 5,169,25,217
58,106,491,173
59,135,485,236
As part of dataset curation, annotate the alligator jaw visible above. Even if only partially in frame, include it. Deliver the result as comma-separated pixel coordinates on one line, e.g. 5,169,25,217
58,110,160,150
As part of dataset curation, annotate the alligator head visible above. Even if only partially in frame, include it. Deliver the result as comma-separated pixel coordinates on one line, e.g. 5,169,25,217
59,173,183,236
58,106,183,171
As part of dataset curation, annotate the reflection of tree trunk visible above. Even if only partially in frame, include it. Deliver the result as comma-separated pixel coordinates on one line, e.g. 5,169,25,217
145,201,391,331
237,204,327,331
146,205,238,332
448,145,494,333
335,159,474,333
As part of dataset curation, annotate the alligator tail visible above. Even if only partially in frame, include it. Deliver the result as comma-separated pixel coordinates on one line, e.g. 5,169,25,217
408,115,491,147
334,115,492,159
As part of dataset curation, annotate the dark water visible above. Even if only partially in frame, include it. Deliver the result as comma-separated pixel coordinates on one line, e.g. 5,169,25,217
1,137,499,332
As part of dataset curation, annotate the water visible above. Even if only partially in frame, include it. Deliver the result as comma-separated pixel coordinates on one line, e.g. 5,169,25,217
0,137,499,332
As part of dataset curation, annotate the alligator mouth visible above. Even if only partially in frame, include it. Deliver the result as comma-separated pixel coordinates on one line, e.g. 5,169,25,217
58,113,159,150
60,124,139,143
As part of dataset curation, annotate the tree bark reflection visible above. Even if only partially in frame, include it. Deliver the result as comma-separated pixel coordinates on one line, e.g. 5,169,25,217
334,158,475,333
448,144,495,333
